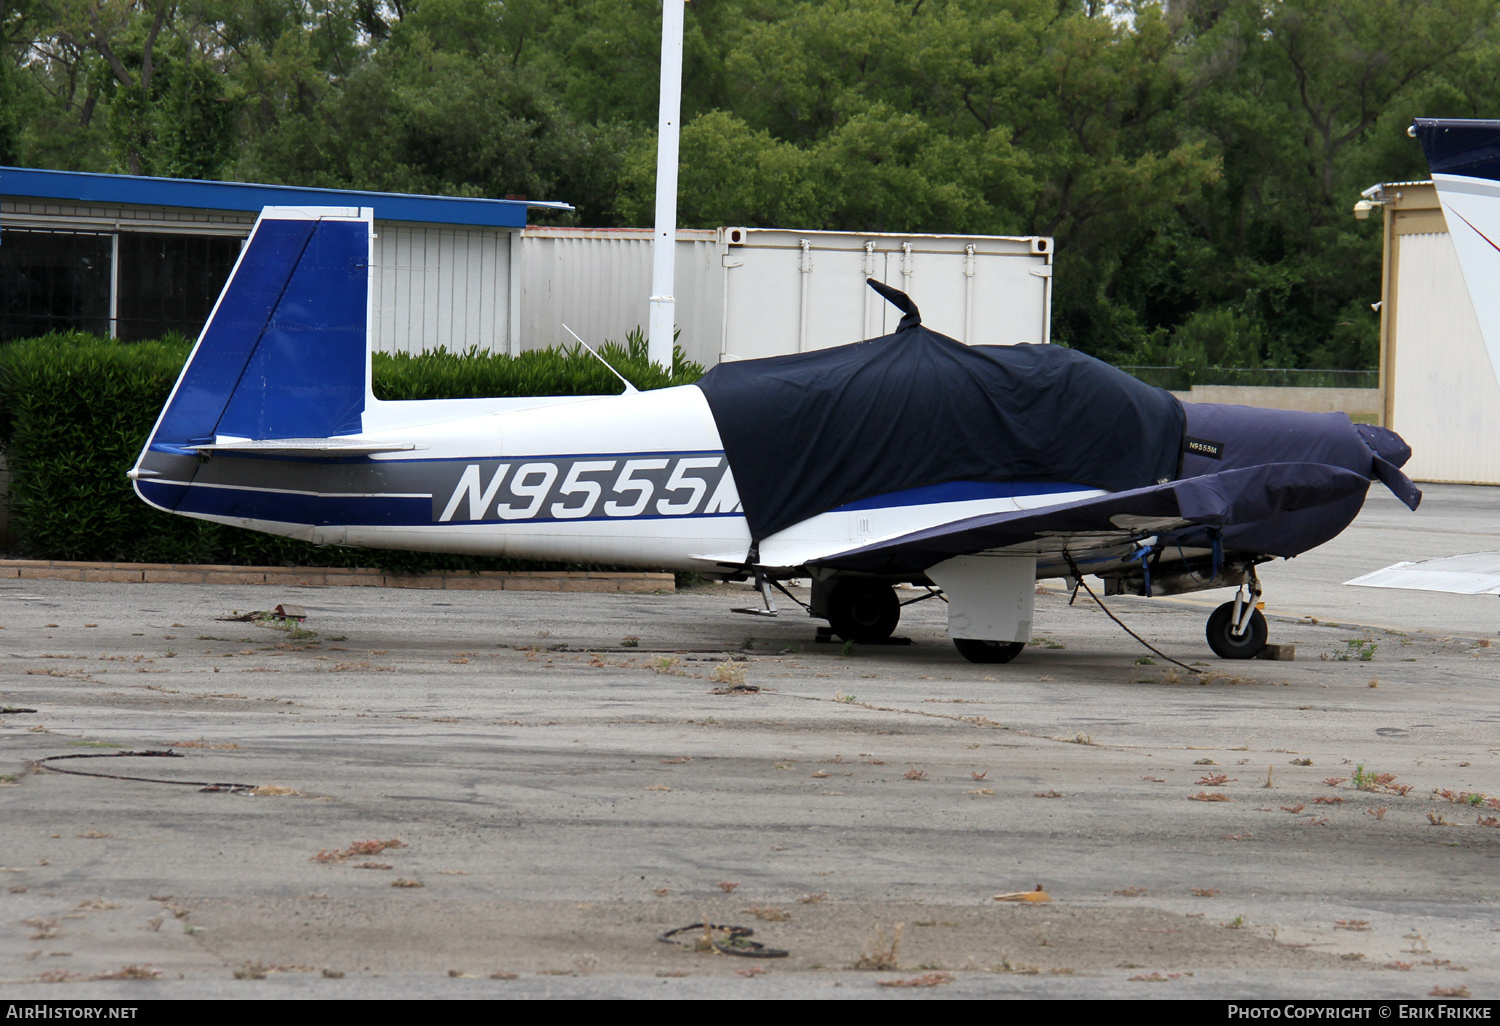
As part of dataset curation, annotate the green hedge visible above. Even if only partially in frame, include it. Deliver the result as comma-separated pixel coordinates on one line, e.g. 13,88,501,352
0,330,702,571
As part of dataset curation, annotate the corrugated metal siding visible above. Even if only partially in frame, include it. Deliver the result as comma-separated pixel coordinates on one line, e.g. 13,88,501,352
519,227,1050,368
1388,230,1500,483
519,229,720,365
719,230,1050,360
371,223,511,354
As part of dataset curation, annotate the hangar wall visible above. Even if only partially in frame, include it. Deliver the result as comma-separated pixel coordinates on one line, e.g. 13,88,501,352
370,223,517,355
1374,182,1500,485
0,198,521,355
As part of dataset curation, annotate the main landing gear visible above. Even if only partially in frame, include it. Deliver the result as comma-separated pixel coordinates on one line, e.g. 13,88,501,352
824,579,901,644
1206,578,1268,659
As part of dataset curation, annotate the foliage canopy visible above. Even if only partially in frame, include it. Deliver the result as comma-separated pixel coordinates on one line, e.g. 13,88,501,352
7,0,1500,368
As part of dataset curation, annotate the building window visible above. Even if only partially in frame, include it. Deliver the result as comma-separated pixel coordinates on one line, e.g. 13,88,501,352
0,229,112,341
116,233,241,342
0,228,241,343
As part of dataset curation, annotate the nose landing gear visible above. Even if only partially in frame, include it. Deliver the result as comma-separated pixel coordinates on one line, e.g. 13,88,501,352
1206,578,1267,659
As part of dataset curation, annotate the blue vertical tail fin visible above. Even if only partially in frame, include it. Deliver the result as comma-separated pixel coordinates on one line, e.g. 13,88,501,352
143,206,372,452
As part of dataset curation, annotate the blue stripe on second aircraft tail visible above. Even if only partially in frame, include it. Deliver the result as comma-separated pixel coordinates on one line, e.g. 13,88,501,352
832,480,1091,513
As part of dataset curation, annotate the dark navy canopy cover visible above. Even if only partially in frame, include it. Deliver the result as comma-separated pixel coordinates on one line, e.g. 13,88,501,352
696,281,1186,542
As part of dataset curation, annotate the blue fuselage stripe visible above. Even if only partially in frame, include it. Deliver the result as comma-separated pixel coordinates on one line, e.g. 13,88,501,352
138,480,742,527
832,480,1091,512
143,467,1093,529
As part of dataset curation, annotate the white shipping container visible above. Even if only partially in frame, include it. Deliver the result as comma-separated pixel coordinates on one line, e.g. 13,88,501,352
520,226,1053,369
519,227,720,362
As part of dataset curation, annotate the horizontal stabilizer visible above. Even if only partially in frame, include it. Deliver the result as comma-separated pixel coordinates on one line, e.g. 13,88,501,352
191,438,426,456
1347,551,1500,595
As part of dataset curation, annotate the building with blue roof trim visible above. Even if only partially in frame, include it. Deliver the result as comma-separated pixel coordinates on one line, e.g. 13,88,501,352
1,166,571,351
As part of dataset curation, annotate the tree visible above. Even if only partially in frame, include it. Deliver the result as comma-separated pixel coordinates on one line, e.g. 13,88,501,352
7,0,1497,367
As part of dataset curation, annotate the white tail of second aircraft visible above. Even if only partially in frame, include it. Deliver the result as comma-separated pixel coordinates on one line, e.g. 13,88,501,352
1412,118,1500,391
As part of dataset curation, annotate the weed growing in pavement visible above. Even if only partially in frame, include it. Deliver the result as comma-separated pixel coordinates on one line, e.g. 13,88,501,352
710,661,747,686
854,924,903,970
1330,639,1377,661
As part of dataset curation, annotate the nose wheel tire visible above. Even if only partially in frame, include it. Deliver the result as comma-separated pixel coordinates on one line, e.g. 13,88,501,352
826,581,901,644
953,638,1026,664
1206,602,1268,659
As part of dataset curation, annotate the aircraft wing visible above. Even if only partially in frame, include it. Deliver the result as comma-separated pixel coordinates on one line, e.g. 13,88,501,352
808,462,1376,576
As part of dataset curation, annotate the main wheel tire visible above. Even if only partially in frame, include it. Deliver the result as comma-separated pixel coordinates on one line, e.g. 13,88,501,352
953,638,1026,664
1206,601,1268,659
826,580,900,644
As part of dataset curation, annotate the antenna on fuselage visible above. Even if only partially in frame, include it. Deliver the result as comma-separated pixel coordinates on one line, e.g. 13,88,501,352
562,324,640,395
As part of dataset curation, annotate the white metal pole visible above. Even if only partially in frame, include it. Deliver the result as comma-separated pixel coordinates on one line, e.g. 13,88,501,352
648,0,686,370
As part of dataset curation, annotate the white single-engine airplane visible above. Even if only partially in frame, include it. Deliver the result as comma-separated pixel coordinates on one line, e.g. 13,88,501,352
131,206,1421,663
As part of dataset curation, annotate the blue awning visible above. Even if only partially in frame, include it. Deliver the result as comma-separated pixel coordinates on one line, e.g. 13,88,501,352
0,166,571,229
